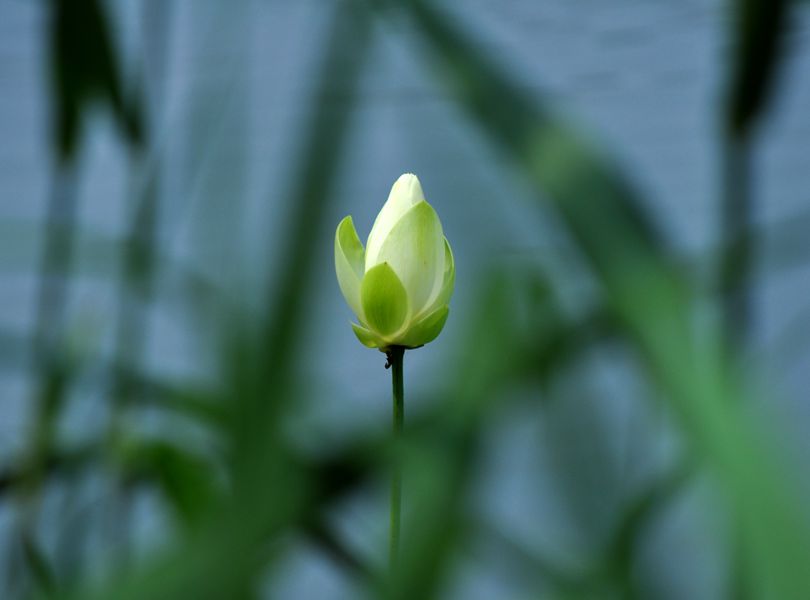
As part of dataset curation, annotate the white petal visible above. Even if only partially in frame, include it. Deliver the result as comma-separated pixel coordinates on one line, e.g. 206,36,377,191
420,236,455,317
371,201,445,315
365,173,425,268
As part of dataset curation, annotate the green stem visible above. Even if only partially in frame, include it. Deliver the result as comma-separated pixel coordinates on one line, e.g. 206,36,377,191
720,133,753,351
388,346,405,571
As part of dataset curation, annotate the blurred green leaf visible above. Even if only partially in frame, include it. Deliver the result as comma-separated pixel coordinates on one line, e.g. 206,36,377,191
22,533,57,597
725,0,791,137
0,443,100,496
123,441,218,525
50,0,143,160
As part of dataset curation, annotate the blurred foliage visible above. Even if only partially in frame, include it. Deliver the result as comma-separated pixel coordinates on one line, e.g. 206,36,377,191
725,0,790,138
0,0,808,599
50,0,142,161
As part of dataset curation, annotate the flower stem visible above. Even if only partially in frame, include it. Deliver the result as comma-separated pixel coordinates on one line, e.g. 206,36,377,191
388,345,405,571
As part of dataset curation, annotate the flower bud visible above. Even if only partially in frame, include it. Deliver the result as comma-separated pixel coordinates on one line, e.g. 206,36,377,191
335,173,454,350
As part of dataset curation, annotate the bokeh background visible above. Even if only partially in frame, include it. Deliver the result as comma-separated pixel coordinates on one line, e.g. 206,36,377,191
2,0,810,598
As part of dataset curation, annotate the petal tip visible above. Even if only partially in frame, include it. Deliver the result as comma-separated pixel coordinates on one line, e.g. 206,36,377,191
391,173,425,204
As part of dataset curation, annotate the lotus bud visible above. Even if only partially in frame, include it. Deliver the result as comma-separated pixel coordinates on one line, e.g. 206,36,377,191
335,173,455,351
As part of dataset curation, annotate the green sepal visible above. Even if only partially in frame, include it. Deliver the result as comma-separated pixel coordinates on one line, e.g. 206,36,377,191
360,262,410,337
419,236,455,319
400,304,449,348
351,322,381,348
434,237,455,308
370,201,444,314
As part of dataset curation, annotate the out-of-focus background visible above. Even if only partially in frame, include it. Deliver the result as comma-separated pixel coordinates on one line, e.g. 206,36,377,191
1,0,810,598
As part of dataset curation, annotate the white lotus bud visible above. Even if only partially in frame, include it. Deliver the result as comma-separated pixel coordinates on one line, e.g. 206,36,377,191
335,173,454,350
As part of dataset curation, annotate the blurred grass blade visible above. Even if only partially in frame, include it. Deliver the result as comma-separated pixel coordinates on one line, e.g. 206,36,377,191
22,533,57,596
122,441,217,526
720,0,791,350
725,0,791,137
50,0,142,161
719,134,754,349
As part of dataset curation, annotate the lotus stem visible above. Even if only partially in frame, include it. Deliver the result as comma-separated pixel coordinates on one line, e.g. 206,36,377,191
388,345,405,571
